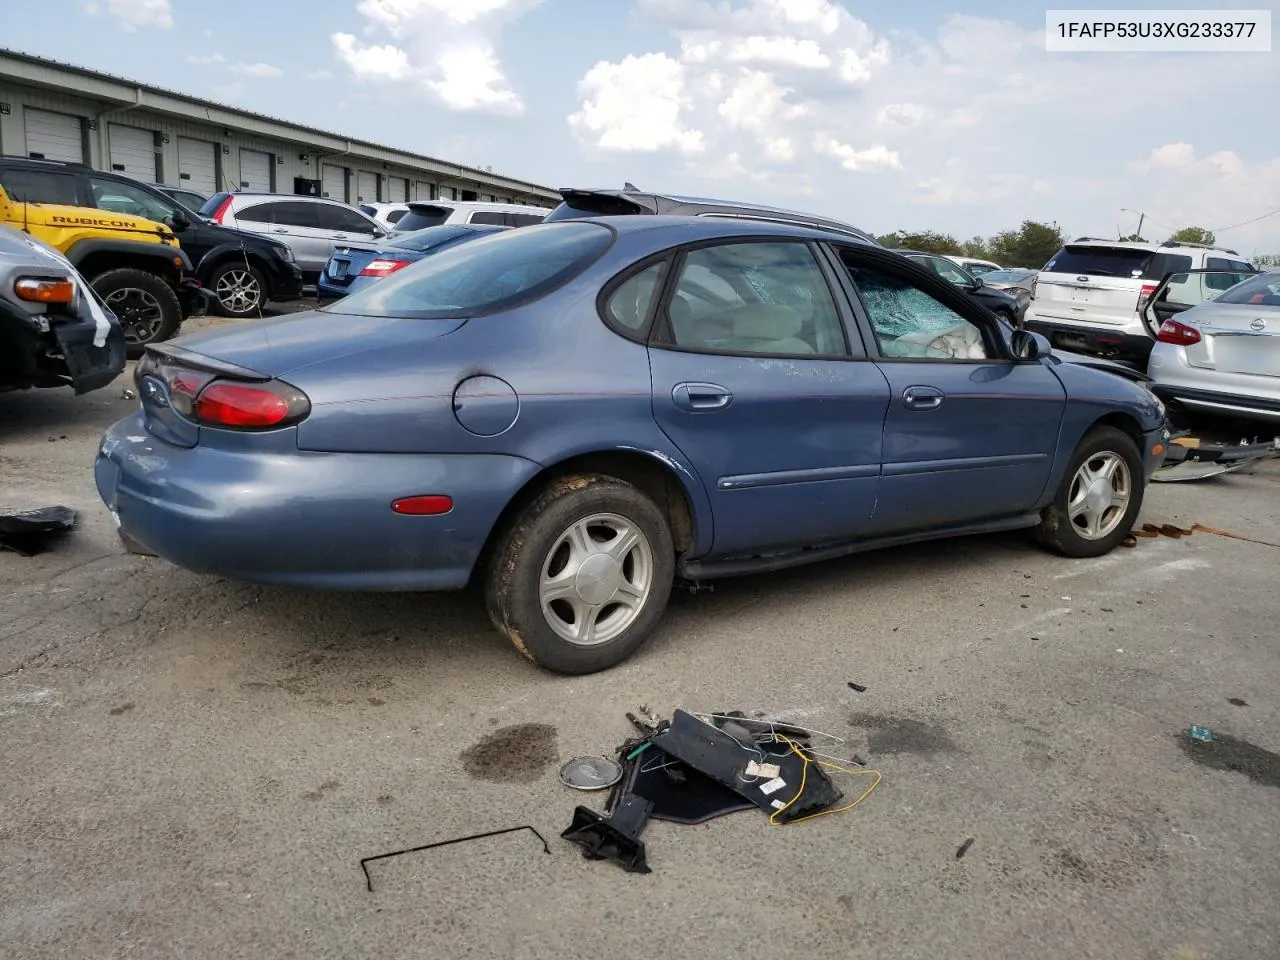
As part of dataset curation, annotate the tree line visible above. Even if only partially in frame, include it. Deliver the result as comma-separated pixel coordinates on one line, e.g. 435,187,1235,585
874,222,1228,269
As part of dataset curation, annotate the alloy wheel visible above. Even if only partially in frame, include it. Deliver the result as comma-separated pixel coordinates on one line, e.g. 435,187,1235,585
104,287,165,344
1067,451,1132,540
215,269,263,315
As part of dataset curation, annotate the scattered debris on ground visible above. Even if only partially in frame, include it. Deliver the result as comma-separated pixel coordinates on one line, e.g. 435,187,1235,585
561,707,882,874
0,505,77,556
1123,522,1280,550
1153,435,1280,483
359,825,550,892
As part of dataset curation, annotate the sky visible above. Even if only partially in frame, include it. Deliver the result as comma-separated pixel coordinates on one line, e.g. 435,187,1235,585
18,0,1280,254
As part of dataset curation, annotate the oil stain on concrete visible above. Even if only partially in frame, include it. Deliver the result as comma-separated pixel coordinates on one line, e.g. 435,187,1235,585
461,723,557,783
1178,731,1280,789
848,713,957,757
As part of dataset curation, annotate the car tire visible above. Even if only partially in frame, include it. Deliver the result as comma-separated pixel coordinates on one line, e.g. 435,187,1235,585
90,268,181,359
1034,426,1144,558
484,474,675,675
208,262,268,319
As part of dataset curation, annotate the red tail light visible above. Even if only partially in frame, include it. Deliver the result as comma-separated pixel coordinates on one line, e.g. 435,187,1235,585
209,195,234,224
359,258,411,278
1137,281,1159,312
1156,318,1201,347
192,380,310,429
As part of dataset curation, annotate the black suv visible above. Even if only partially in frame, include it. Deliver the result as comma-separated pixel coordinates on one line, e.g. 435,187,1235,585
0,157,303,318
543,185,880,243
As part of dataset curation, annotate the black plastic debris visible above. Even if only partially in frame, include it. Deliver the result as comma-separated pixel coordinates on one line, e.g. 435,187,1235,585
848,681,868,693
562,795,653,874
0,506,78,556
955,838,976,860
620,745,754,825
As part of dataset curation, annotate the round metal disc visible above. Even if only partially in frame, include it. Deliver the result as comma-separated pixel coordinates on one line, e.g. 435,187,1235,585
559,755,623,790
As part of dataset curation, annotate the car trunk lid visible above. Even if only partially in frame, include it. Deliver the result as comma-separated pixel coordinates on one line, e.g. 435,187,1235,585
1185,303,1280,377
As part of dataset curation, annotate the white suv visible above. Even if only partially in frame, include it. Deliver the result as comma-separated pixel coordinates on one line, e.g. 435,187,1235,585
386,200,547,236
1025,238,1256,363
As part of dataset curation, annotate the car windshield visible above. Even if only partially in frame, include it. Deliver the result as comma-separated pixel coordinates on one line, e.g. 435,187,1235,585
1212,271,1280,307
387,224,477,252
983,269,1035,283
330,221,613,319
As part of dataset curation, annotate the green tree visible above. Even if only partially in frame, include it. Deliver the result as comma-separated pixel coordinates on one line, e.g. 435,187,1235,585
1168,226,1216,245
960,235,990,259
987,220,1065,268
1119,234,1146,242
875,230,961,255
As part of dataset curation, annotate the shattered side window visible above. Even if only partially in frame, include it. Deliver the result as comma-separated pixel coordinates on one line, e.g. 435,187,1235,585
849,264,990,360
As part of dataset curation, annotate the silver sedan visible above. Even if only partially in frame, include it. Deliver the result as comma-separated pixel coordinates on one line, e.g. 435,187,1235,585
1145,269,1280,422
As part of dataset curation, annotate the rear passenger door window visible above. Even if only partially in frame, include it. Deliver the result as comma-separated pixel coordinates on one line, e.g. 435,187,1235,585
659,242,850,357
317,204,379,235
470,211,509,226
237,201,319,229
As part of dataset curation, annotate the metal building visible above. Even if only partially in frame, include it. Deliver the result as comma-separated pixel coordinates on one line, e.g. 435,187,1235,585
0,48,559,208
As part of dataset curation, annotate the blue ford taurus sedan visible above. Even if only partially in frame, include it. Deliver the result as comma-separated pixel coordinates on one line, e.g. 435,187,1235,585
96,217,1168,674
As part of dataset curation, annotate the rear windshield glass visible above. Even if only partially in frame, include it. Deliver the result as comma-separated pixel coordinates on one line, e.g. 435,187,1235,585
198,194,228,217
1214,271,1280,306
393,205,451,232
1042,245,1193,280
387,224,475,252
542,194,646,221
330,221,614,319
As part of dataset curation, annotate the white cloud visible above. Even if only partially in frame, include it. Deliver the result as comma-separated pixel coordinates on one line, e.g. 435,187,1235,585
332,33,413,81
306,69,333,81
330,0,537,113
103,0,172,30
429,46,522,113
186,52,225,66
569,54,704,154
229,62,283,78
569,3,1278,252
814,134,901,171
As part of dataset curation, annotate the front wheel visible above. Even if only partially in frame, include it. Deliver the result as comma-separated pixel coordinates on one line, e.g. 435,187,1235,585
208,262,267,318
1034,426,1144,558
485,474,675,675
91,268,181,358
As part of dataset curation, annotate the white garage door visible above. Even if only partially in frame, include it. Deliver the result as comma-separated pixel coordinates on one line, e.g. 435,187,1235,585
239,148,272,191
321,164,346,201
356,171,379,203
24,108,84,163
108,124,157,181
387,176,407,202
413,180,434,201
177,137,217,195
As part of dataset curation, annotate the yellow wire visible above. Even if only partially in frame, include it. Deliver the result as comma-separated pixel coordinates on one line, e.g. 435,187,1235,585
765,733,882,826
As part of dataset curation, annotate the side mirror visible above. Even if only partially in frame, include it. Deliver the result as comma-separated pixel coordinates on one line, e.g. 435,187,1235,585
372,227,388,239
969,275,984,289
168,209,190,231
1011,329,1050,361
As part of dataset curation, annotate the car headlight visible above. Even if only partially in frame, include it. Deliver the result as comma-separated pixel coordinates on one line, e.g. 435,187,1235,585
272,244,295,263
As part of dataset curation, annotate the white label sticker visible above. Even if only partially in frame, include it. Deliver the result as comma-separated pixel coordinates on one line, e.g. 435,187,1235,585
745,761,781,779
759,777,787,796
770,799,786,810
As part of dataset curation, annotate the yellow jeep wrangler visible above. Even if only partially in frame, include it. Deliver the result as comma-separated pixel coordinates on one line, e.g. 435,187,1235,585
0,183,205,356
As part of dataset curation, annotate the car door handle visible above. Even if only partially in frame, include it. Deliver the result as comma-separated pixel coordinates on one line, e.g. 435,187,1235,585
271,228,288,234
903,385,945,410
672,382,732,412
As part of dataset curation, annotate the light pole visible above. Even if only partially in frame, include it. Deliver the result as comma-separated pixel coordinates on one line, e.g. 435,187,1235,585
1121,208,1145,239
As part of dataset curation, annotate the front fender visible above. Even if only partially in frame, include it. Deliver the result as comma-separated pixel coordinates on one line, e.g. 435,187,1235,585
194,242,272,279
64,238,193,275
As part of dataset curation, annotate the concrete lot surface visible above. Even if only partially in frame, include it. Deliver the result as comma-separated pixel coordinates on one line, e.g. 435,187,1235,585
3,341,1279,960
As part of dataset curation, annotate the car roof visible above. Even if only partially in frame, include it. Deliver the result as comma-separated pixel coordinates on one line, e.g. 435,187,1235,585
405,199,547,212
1063,237,1245,257
576,214,878,245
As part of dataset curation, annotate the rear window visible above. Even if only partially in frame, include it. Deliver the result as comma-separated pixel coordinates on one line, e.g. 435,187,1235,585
359,204,377,217
393,204,452,232
198,193,230,217
1042,245,1194,280
330,221,614,319
1214,271,1280,306
543,193,646,221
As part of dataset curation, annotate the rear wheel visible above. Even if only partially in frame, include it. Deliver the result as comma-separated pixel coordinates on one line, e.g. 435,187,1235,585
209,262,267,318
1034,426,1144,558
485,474,675,675
91,268,181,358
